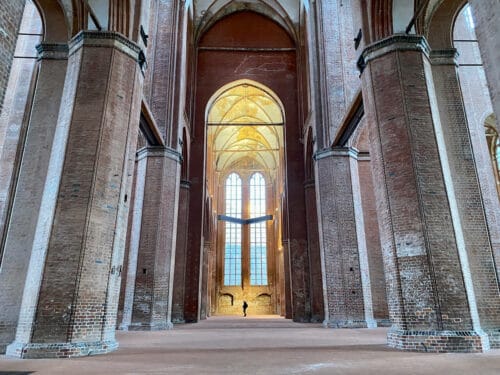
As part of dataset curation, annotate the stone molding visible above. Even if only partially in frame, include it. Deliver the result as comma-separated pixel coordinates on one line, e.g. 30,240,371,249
36,43,69,61
136,146,182,163
429,48,459,66
68,30,142,62
313,146,358,161
361,34,431,68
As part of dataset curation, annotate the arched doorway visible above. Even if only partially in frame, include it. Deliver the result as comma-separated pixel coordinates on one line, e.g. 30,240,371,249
205,80,285,315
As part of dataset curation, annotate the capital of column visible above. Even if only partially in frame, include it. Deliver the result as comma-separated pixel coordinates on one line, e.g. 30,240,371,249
136,146,183,163
36,43,69,61
359,34,430,72
313,146,358,161
429,49,459,66
68,30,143,63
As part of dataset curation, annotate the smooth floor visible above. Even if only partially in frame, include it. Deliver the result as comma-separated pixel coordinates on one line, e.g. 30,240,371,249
1,315,500,374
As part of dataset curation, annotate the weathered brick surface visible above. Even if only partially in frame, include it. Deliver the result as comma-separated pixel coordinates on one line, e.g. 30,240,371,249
315,148,373,328
361,35,489,352
129,148,180,330
5,31,143,358
0,0,25,115
171,181,190,323
0,43,68,353
429,52,500,343
304,182,324,323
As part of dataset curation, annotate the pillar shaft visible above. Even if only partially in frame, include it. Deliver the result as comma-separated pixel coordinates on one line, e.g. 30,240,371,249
304,181,324,323
6,31,143,358
361,34,493,352
430,50,500,345
315,147,375,328
119,150,148,330
171,180,190,323
0,43,68,353
129,146,180,330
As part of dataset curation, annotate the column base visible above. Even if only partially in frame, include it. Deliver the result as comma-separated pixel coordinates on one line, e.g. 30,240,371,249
376,319,392,327
6,339,118,358
387,328,490,353
485,329,500,349
125,321,174,331
323,319,377,328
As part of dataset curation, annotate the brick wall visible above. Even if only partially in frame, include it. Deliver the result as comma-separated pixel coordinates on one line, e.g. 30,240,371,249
0,0,25,115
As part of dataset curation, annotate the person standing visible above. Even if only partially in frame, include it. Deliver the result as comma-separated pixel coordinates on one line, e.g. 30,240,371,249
242,301,248,317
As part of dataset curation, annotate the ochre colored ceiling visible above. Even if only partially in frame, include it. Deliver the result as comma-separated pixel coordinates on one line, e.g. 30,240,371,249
207,82,284,172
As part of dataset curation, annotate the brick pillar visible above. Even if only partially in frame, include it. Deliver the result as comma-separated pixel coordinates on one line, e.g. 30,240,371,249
361,34,492,352
357,152,389,325
429,49,500,347
128,146,180,330
118,150,147,330
468,0,500,126
171,180,190,323
315,147,376,328
199,241,211,320
6,31,143,358
304,180,324,323
0,43,68,353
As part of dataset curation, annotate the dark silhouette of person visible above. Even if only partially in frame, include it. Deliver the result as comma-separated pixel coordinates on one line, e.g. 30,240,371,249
242,301,248,317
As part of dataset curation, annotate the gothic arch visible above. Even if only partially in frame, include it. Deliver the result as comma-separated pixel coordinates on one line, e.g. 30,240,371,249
195,1,297,44
34,0,71,42
425,0,467,49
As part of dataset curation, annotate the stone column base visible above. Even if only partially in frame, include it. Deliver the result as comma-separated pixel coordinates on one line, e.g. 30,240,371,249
387,329,490,353
376,319,392,327
125,321,174,331
6,340,118,358
485,330,500,349
323,319,377,328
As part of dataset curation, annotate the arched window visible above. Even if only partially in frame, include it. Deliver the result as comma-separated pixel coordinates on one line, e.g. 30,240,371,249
224,173,242,285
250,173,268,285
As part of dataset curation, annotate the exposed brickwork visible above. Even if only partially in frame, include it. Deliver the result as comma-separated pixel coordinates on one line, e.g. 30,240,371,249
0,43,68,353
0,0,25,115
5,31,143,358
361,35,489,352
171,182,190,323
129,148,180,330
315,148,373,328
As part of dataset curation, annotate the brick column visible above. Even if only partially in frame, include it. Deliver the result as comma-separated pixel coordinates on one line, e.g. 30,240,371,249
0,43,68,353
199,241,211,320
468,0,500,126
128,146,180,331
429,49,500,347
171,180,190,323
304,180,324,323
315,147,376,328
118,150,147,330
357,152,389,325
6,31,143,358
361,34,492,352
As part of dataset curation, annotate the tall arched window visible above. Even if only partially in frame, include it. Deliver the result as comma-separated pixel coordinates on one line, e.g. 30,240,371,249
250,173,268,285
224,173,242,285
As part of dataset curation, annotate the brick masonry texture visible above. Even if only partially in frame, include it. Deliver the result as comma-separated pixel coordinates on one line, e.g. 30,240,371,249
0,0,25,115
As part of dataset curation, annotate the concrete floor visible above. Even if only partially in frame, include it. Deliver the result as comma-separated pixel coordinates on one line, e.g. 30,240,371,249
1,315,500,374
